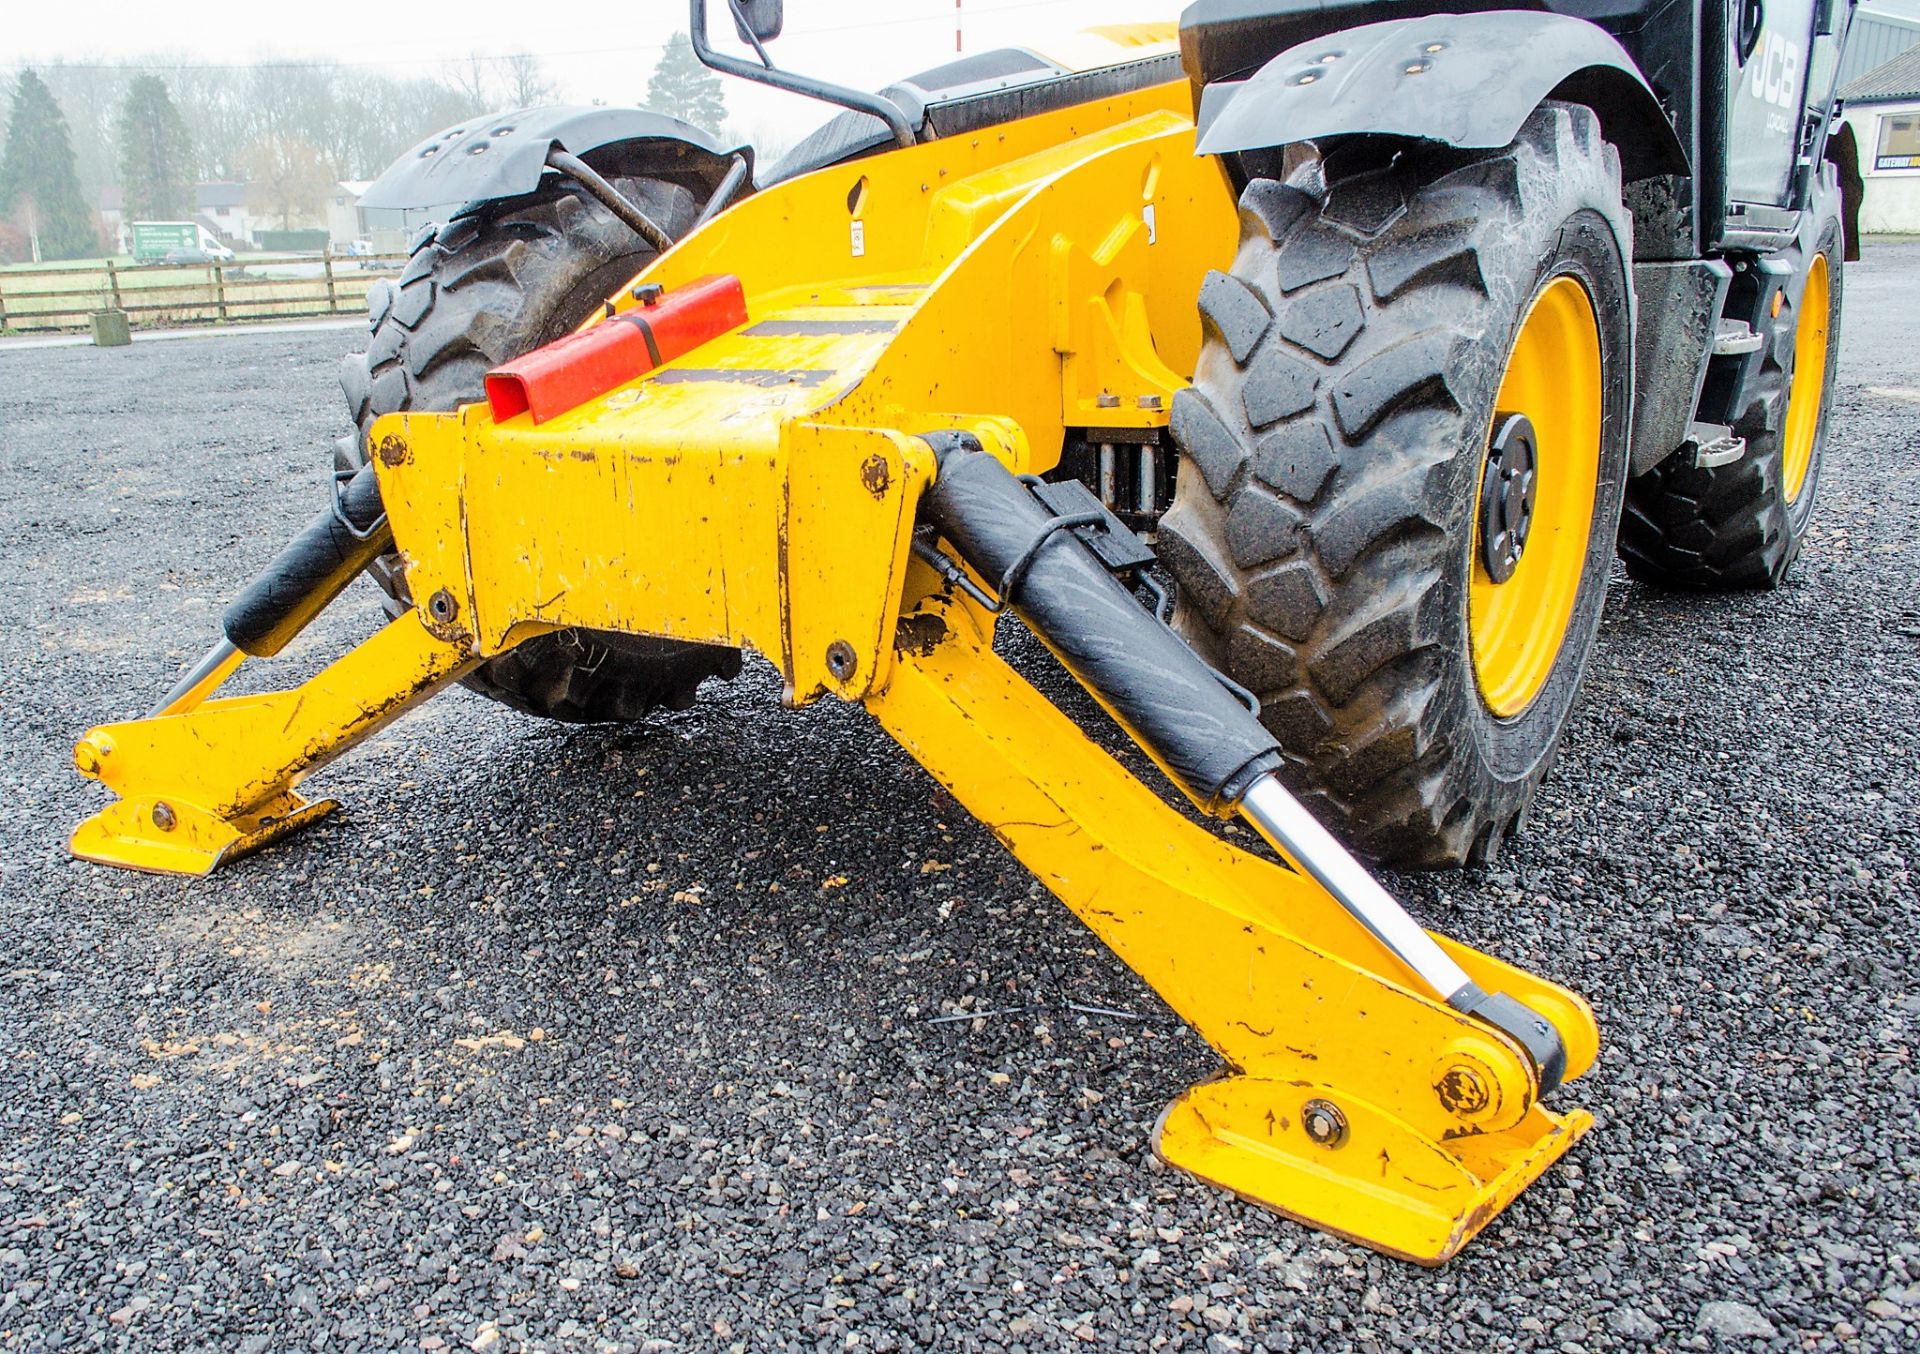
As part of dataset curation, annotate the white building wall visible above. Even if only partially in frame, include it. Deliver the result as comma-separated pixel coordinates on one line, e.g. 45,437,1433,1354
1843,100,1920,233
327,182,373,245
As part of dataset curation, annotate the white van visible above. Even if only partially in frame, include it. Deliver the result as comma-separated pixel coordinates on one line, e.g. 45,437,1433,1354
194,226,237,263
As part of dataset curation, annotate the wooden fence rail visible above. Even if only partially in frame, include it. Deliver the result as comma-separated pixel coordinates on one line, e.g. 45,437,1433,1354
0,254,410,333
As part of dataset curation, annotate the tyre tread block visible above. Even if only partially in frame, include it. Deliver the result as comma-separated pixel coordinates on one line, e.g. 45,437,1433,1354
1241,346,1319,428
1277,283,1365,361
1330,332,1460,441
1171,388,1248,501
1198,270,1273,365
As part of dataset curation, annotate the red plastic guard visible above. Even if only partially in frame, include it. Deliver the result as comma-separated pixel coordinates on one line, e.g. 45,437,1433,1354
484,274,747,425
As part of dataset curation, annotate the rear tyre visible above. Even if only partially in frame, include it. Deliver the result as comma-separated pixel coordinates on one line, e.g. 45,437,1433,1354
1618,189,1844,589
339,177,741,722
1160,103,1632,867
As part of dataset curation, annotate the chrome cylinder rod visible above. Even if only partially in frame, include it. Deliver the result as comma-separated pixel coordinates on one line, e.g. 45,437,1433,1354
149,637,244,718
1238,773,1473,1003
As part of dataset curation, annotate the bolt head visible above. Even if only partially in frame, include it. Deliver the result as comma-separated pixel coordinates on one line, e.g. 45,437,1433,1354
1300,1097,1349,1148
151,802,177,833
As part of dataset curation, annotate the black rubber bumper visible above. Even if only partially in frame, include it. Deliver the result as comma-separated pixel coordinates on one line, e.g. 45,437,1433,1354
223,464,393,658
917,432,1281,814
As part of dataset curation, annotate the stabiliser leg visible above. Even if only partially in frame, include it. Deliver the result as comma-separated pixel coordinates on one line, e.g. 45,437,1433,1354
70,465,480,874
867,434,1599,1263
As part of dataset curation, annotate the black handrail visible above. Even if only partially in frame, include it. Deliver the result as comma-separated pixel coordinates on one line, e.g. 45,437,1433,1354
690,0,918,149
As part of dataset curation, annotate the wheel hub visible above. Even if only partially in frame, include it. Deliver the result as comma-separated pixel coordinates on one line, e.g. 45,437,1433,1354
1478,412,1539,584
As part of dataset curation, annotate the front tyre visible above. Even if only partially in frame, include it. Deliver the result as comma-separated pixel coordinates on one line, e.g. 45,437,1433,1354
1160,103,1633,867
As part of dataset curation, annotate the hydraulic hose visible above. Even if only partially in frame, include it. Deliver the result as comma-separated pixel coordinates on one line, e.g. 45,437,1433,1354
916,431,1281,813
222,463,392,659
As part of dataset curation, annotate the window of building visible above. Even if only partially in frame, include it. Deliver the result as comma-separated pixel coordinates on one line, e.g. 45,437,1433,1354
1877,112,1920,170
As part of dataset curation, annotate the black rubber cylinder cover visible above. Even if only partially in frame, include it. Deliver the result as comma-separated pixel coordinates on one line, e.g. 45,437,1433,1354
917,432,1281,814
223,463,394,658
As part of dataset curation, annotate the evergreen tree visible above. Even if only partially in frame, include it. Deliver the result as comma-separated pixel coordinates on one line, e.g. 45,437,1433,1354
116,75,195,221
0,69,99,260
644,33,726,138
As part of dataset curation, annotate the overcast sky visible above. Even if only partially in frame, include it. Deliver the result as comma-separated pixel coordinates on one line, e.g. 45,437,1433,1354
12,0,1920,158
2,0,1188,154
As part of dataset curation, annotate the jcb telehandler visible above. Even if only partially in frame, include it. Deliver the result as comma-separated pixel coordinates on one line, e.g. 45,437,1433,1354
69,0,1860,1263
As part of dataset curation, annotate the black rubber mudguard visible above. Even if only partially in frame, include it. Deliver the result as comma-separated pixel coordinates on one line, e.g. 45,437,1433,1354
357,105,748,216
1192,11,1688,182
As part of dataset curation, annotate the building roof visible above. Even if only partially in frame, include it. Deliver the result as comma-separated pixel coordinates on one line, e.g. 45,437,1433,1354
196,182,248,209
1844,44,1920,101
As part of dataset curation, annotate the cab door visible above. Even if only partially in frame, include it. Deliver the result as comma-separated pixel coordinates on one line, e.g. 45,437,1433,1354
1725,0,1852,207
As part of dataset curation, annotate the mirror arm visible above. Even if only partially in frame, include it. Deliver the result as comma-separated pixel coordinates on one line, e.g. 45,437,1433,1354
690,0,919,148
727,0,779,69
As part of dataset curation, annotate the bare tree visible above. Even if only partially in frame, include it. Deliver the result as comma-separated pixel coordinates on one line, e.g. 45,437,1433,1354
15,52,503,199
239,134,333,230
443,56,495,112
497,54,556,108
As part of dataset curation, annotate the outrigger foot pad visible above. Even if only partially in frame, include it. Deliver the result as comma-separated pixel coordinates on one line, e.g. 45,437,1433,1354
68,787,338,877
1156,1075,1594,1265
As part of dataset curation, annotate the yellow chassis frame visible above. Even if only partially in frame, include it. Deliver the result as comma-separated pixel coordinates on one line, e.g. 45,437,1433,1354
70,78,1598,1263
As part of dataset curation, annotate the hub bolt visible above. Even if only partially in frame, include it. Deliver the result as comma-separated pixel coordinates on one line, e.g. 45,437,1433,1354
1479,412,1540,584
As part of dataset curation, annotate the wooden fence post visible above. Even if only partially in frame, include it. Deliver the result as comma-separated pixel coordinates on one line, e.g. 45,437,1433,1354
324,255,338,313
106,259,123,311
214,263,228,323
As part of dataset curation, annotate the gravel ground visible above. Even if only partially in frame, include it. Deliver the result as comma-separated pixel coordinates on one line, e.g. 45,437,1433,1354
0,243,1916,1354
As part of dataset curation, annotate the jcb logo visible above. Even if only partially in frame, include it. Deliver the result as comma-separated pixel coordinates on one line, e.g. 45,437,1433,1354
1748,30,1803,110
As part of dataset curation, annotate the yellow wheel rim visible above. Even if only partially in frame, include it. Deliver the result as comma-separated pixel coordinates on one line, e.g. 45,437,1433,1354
1469,275,1603,719
1781,252,1830,504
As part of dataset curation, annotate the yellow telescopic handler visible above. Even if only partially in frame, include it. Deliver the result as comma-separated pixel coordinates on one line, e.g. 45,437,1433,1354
67,0,1857,1263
